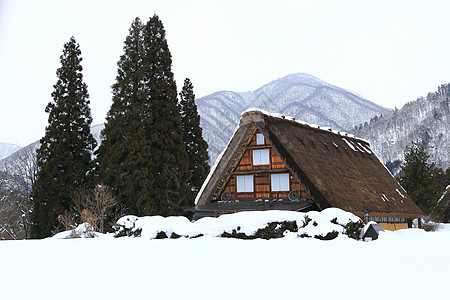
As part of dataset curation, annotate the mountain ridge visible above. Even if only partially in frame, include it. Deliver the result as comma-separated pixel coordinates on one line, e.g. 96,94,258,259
0,142,21,160
197,73,391,163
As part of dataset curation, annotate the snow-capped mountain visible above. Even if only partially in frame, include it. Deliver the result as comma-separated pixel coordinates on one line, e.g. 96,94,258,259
91,123,105,151
197,73,391,163
0,141,39,181
0,142,21,160
352,83,450,172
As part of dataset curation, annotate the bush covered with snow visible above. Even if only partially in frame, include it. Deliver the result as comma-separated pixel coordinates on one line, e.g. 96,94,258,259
113,208,364,241
52,222,98,239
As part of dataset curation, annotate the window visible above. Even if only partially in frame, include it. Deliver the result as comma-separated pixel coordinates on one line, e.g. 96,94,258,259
271,173,290,191
253,149,270,165
256,133,265,145
236,175,254,193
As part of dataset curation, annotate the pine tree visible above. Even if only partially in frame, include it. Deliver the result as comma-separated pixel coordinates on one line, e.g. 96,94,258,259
142,15,189,215
30,37,96,238
179,78,210,204
97,15,189,216
398,141,442,215
96,18,153,215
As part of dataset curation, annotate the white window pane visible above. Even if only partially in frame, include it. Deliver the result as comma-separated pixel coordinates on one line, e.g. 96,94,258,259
271,175,280,191
236,176,245,193
245,175,253,191
236,175,253,193
253,149,270,165
271,173,290,191
279,173,289,191
256,133,265,145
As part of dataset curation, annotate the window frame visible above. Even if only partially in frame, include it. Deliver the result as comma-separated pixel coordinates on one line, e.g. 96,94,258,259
271,173,290,192
236,175,254,193
256,133,265,145
252,149,270,165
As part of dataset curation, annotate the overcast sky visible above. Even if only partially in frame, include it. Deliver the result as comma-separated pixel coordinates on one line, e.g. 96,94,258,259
1,0,449,146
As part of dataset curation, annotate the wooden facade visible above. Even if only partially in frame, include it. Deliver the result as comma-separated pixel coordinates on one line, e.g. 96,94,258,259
221,130,309,201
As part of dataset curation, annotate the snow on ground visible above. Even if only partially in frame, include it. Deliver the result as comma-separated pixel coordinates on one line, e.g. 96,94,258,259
1,210,450,300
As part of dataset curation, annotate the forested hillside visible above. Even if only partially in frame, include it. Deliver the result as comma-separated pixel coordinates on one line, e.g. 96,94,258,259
353,83,450,174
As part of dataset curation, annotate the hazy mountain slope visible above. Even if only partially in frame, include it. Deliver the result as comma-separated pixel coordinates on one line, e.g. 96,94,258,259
0,141,40,170
352,83,450,172
197,73,391,163
0,142,21,160
0,124,105,174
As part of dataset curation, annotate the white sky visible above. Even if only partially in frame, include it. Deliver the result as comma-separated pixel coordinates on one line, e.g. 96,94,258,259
1,0,449,146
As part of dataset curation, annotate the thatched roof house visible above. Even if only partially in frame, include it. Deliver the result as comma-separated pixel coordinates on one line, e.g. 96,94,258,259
191,110,422,229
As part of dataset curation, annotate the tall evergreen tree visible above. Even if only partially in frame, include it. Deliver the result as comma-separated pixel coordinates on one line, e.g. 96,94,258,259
31,37,96,238
142,15,189,215
97,15,189,216
398,141,442,215
96,17,152,215
179,78,210,204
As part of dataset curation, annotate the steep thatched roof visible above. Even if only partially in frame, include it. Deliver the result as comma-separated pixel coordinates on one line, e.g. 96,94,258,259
196,110,423,218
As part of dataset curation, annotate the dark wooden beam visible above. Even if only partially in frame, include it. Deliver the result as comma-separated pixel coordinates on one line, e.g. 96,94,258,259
246,145,272,150
232,168,289,175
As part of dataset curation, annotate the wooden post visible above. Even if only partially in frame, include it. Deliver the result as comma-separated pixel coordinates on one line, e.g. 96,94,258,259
363,210,369,224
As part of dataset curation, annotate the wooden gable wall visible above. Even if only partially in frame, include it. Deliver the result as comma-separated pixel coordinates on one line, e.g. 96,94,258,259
221,130,310,201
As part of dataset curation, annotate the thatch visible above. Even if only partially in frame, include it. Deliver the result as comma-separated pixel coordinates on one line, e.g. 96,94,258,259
195,110,423,219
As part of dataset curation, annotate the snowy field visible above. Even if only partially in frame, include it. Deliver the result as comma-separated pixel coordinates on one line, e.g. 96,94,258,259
1,210,450,300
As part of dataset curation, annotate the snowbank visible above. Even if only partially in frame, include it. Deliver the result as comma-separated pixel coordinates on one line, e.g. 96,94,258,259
114,208,363,240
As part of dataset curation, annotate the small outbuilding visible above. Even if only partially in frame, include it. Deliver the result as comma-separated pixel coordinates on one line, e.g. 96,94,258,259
360,222,385,241
190,109,423,229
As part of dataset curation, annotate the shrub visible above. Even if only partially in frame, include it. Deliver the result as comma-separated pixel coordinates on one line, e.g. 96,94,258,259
155,231,168,239
343,220,364,240
221,229,252,239
221,221,298,240
66,223,96,239
314,231,339,240
113,216,142,237
170,232,182,239
422,222,439,232
302,215,312,227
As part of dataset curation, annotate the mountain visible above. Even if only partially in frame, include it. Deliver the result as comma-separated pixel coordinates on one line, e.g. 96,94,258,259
352,83,450,174
91,123,105,152
0,124,105,174
0,142,21,160
197,73,391,163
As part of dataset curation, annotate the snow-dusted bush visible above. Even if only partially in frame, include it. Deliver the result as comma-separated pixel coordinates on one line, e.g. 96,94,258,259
343,219,365,239
52,222,97,239
412,217,440,232
221,221,298,240
113,208,364,240
113,215,141,237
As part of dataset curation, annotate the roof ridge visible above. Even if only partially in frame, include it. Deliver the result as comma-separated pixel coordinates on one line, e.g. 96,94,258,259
241,108,369,144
